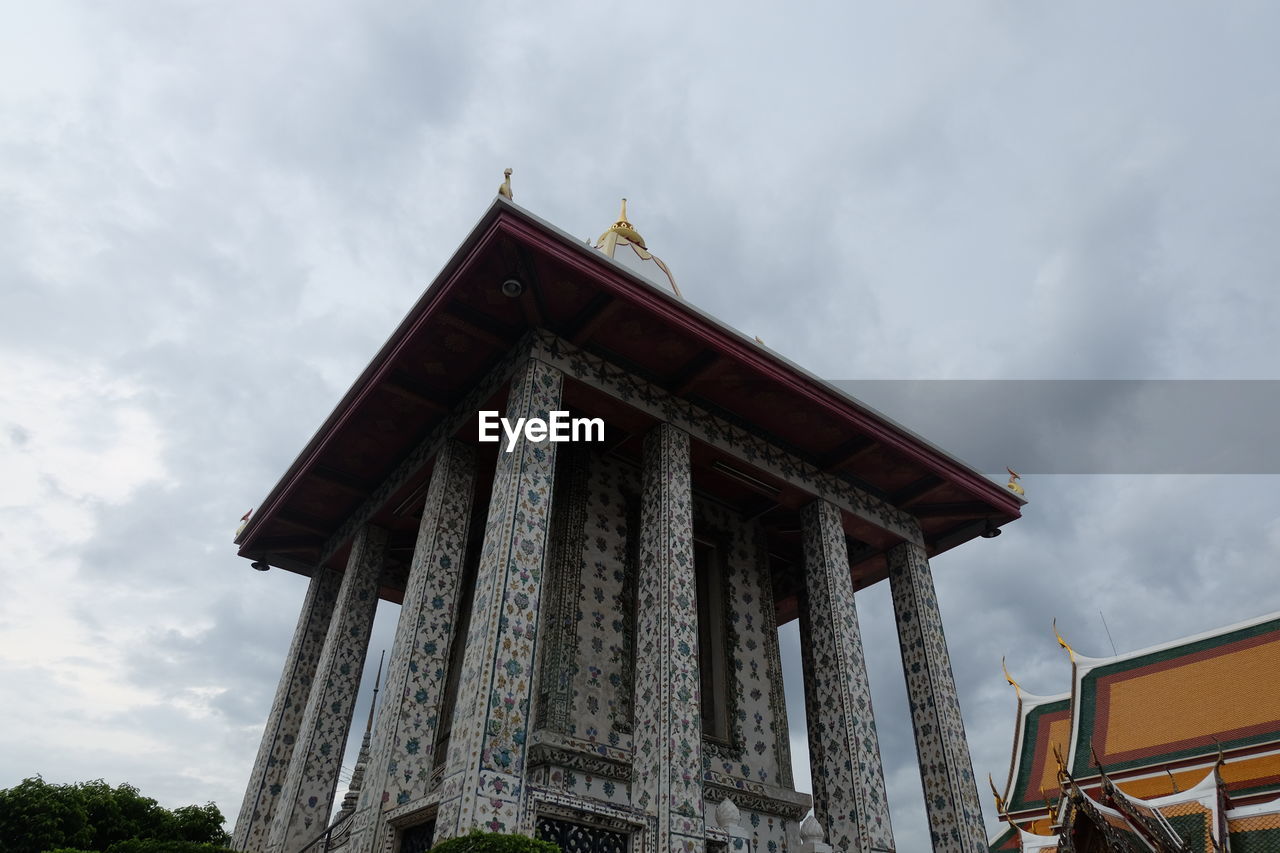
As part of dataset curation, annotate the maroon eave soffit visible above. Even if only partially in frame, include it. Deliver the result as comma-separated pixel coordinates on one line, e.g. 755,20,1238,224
235,196,1024,586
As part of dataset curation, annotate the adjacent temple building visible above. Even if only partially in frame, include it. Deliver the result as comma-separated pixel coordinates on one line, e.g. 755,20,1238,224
230,187,1024,853
990,611,1280,852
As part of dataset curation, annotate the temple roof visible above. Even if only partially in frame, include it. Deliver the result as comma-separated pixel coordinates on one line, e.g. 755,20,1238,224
235,195,1022,613
992,610,1280,850
1002,688,1072,815
1067,610,1280,782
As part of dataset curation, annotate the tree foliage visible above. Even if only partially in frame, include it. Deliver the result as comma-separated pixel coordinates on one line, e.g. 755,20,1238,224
428,829,560,852
0,777,233,853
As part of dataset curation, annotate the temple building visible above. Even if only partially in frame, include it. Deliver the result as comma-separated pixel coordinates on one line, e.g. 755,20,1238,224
230,185,1023,853
989,610,1280,852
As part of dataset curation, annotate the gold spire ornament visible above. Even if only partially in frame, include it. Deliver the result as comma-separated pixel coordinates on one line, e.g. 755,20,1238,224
1006,467,1025,496
498,168,513,200
594,198,683,297
235,508,253,539
600,198,645,247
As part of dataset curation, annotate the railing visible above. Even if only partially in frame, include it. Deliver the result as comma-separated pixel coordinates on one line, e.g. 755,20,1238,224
294,804,373,853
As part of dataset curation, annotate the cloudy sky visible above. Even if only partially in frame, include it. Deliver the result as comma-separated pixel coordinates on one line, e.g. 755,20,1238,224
4,2,1280,849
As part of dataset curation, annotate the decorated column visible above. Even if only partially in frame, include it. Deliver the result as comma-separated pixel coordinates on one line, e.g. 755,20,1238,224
888,540,985,853
798,499,895,853
633,423,704,852
347,440,477,853
232,568,342,852
435,358,563,839
265,525,388,853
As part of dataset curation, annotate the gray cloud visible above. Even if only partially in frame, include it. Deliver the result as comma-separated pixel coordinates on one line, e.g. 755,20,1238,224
4,1,1280,845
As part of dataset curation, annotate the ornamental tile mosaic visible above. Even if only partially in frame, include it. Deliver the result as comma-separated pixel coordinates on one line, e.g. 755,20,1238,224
232,567,342,853
347,440,478,853
888,541,986,853
265,525,387,853
633,424,705,852
565,451,639,750
536,443,597,740
694,500,792,792
798,500,895,853
530,330,921,546
435,358,563,840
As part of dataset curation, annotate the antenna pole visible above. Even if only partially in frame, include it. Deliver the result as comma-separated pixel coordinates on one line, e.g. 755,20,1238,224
1099,610,1118,656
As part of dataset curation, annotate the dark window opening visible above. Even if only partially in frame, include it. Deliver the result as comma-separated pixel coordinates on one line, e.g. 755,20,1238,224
431,508,486,785
695,537,730,741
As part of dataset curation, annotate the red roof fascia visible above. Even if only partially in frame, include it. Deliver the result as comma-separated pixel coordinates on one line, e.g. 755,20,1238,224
237,211,507,551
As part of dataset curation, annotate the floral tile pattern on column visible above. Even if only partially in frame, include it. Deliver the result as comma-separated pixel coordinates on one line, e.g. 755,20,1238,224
265,524,388,853
436,358,562,839
347,440,477,853
889,540,986,853
799,500,895,853
232,567,341,853
633,424,705,852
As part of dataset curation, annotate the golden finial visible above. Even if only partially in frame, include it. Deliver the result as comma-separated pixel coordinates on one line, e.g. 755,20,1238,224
601,197,646,247
498,168,513,200
1053,618,1077,663
235,508,253,539
1002,656,1023,700
1006,467,1025,496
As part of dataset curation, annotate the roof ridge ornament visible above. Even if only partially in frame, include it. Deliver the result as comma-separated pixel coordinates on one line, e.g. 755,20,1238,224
1007,467,1025,496
1054,618,1077,663
989,773,1009,818
1002,656,1024,701
498,167,513,200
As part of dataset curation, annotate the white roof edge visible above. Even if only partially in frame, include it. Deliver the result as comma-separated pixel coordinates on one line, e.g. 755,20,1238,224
1019,689,1074,709
1077,608,1280,672
1004,689,1074,802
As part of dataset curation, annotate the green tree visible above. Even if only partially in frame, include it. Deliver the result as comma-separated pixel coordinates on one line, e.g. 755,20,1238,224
0,777,91,853
0,777,231,853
